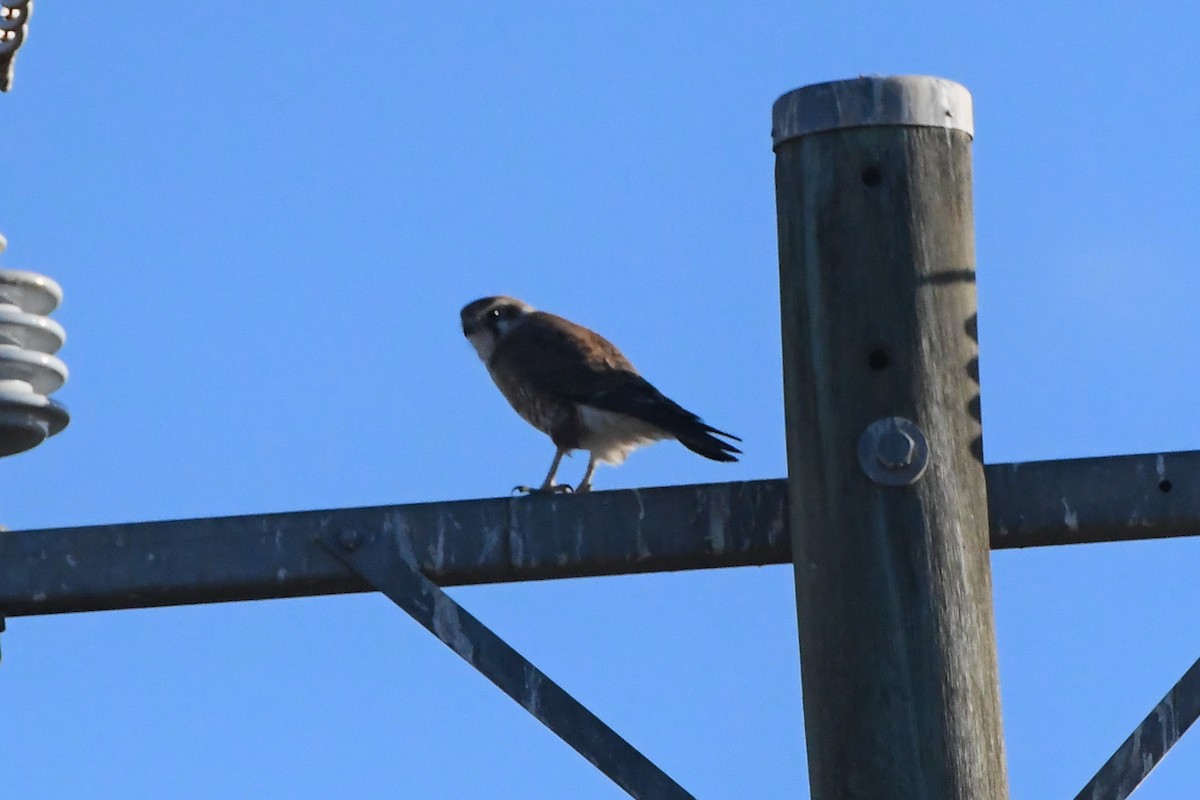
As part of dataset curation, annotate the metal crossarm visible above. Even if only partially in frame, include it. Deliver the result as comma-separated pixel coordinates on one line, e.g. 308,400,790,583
5,449,1200,794
986,450,1200,549
1074,656,1200,800
3,450,1200,618
0,480,786,617
317,524,695,800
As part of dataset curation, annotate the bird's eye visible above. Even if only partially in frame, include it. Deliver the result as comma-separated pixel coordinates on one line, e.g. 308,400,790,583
489,308,502,318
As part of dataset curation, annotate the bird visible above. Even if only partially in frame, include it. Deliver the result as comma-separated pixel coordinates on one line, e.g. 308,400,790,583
461,296,740,494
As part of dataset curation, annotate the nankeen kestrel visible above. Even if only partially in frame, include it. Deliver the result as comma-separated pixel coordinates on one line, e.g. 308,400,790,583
461,296,740,493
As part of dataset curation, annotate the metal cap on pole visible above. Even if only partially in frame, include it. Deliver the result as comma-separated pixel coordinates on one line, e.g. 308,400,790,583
772,75,974,146
773,75,1007,799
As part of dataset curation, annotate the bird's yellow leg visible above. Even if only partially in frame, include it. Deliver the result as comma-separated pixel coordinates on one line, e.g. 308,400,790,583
514,448,573,495
540,447,568,491
574,454,598,494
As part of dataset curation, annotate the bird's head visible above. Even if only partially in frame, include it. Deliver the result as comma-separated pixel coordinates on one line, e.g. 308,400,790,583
461,296,534,361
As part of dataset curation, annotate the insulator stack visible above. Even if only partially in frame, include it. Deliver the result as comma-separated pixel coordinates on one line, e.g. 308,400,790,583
0,250,69,457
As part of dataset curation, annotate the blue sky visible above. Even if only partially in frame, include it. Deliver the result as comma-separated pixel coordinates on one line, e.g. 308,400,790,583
2,2,1200,797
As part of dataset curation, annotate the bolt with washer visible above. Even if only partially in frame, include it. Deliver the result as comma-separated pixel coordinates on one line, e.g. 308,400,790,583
857,416,930,486
875,429,916,470
338,529,362,551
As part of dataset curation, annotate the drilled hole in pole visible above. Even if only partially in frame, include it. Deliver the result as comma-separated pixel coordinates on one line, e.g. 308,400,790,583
861,166,882,186
1159,479,1173,493
867,347,890,371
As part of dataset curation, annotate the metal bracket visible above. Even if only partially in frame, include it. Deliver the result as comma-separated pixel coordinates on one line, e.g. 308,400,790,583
317,525,694,800
1074,655,1200,800
858,416,929,486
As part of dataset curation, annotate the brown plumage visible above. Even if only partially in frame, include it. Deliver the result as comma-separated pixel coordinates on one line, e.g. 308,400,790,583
461,296,740,493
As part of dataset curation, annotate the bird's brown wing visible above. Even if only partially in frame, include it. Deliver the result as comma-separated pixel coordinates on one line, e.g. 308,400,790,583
491,312,741,462
489,311,640,399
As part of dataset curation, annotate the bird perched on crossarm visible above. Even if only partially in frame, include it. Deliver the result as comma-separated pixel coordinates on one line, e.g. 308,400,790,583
461,296,740,494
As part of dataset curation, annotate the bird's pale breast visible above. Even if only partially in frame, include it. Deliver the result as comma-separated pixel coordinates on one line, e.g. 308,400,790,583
488,364,581,449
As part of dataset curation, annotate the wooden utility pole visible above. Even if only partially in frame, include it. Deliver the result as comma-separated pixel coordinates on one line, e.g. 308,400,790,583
773,76,1008,798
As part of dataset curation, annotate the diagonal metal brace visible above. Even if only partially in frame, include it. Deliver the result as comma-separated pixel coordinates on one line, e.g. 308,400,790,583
317,525,695,800
1075,655,1200,800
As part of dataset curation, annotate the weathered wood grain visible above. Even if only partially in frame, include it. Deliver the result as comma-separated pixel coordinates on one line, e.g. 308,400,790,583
774,76,1008,799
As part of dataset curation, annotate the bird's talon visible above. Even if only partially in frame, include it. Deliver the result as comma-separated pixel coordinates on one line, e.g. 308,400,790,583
511,484,573,496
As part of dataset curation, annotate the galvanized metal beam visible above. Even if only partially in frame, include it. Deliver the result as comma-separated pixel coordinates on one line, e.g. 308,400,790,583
1074,655,1200,800
0,479,788,617
986,450,1200,549
319,526,694,800
1,449,1198,618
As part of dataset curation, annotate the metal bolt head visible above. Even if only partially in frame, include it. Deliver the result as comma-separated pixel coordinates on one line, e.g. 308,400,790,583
858,417,929,486
338,529,361,551
875,429,915,470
